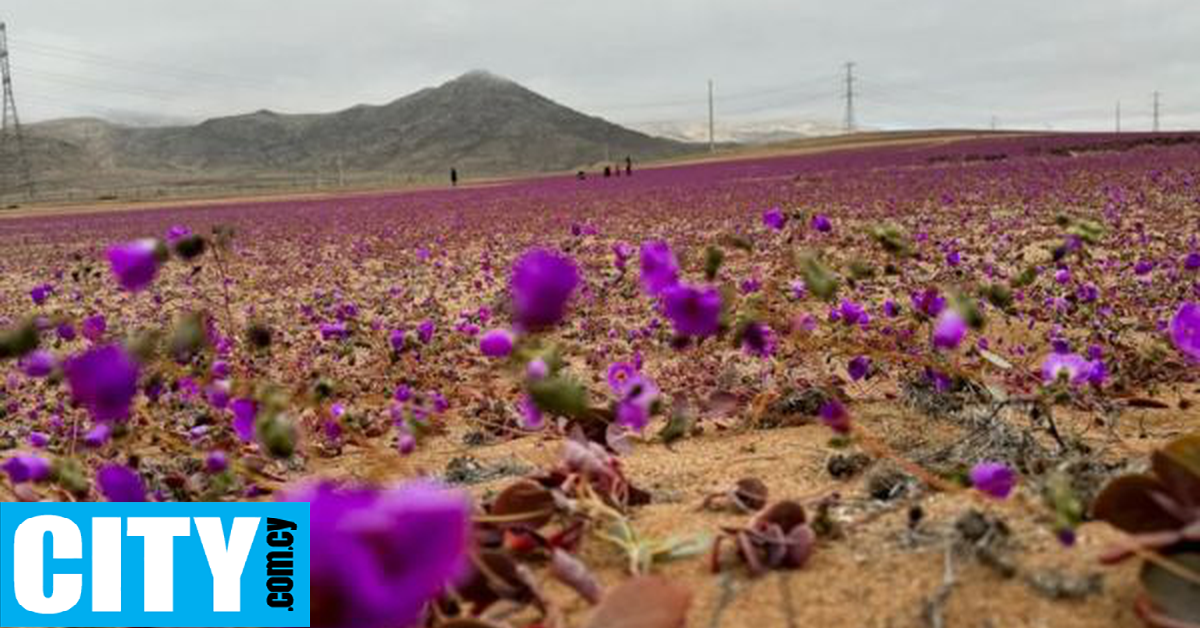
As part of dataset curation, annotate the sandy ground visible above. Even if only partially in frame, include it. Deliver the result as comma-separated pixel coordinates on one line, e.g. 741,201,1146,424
310,390,1193,628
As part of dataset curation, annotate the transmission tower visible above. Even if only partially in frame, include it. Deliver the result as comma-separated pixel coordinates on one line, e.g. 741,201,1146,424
842,62,856,134
1152,91,1161,132
707,79,715,153
0,22,33,198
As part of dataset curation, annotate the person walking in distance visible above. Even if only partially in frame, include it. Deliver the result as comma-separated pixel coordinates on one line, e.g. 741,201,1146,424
450,167,459,187
625,156,633,176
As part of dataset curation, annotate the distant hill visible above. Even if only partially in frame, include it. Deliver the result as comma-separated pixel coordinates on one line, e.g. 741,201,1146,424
11,71,696,198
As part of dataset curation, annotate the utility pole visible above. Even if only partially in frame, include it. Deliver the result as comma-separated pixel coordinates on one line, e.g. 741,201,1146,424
990,115,998,131
707,79,714,153
1115,101,1121,133
1152,91,1160,132
842,62,856,134
0,22,34,199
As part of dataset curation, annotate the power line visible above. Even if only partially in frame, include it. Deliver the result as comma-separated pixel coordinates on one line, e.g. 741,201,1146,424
1153,91,1160,132
707,79,714,153
9,37,261,88
842,61,856,133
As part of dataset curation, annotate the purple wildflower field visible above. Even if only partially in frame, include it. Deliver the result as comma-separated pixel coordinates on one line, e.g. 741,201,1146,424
2,132,1200,627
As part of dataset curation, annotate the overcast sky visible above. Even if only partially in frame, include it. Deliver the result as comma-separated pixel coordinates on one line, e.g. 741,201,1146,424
4,0,1199,133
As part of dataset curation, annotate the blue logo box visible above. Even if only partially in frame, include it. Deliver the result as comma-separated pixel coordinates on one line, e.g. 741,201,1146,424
0,502,310,627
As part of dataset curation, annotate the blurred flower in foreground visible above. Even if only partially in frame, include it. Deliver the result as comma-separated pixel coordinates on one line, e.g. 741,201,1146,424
64,345,139,423
662,284,721,338
2,455,51,483
510,249,579,329
107,239,166,292
1170,302,1200,362
932,309,967,350
479,328,515,358
97,464,146,501
969,462,1016,499
639,240,680,296
19,349,57,378
279,481,471,628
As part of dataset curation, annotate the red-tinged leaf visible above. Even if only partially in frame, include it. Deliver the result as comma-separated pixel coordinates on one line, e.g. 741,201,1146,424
491,480,556,529
1093,475,1179,534
1152,434,1200,507
586,576,690,628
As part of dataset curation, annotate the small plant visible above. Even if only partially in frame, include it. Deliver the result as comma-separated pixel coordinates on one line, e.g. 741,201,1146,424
1093,434,1200,627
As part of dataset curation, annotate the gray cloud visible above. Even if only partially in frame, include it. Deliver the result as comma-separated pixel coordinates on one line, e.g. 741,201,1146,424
5,0,1198,132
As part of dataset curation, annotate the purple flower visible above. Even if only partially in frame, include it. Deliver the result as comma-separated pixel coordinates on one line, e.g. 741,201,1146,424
211,360,232,379
394,384,413,403
510,249,579,329
320,322,349,341
205,451,228,474
1170,302,1200,362
64,345,139,423
84,424,112,448
762,207,787,231
207,380,231,410
1185,252,1200,271
1041,352,1093,386
606,361,639,395
396,426,416,455
614,374,659,432
819,399,851,434
525,357,549,380
932,310,967,350
847,356,871,381
479,328,515,358
106,239,165,292
662,283,722,338
1054,268,1071,285
612,242,635,270
883,300,900,318
30,284,53,305
616,401,650,431
519,395,544,431
2,455,51,483
946,251,961,267
19,350,57,378
789,280,807,300
417,320,435,344
1134,260,1155,276
278,481,470,628
837,300,867,326
740,322,776,358
166,225,192,243
639,240,681,296
97,464,146,501
911,289,946,318
56,322,76,342
28,432,50,448
81,315,107,342
969,462,1016,499
389,329,407,353
811,214,832,233
231,398,257,442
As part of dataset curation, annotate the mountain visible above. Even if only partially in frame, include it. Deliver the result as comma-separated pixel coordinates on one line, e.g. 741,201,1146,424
13,71,696,197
